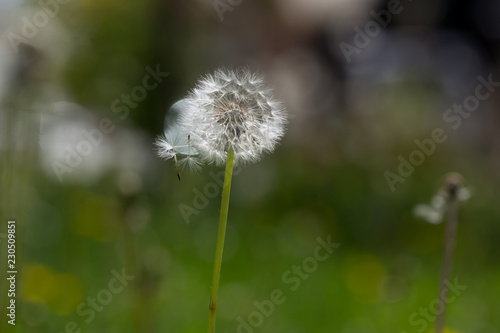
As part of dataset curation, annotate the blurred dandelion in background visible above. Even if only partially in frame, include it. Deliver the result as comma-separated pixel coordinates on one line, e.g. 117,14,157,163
155,67,287,333
414,173,471,224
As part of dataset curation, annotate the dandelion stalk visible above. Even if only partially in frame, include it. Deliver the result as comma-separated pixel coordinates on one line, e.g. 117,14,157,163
435,174,461,333
208,147,234,333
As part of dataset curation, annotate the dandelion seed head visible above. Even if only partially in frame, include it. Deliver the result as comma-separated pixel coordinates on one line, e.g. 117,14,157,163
180,68,287,166
155,68,287,177
413,172,471,224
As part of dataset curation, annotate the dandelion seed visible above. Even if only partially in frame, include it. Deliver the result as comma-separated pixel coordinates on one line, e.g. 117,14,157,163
414,204,443,224
178,154,203,173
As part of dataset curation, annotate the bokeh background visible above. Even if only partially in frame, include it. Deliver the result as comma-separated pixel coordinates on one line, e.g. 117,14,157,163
1,0,500,332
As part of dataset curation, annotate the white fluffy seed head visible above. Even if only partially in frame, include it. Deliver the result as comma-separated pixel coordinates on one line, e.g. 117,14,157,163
156,68,287,172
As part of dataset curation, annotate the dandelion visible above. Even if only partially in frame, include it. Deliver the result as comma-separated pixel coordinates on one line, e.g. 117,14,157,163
155,68,287,333
414,173,470,333
155,68,287,175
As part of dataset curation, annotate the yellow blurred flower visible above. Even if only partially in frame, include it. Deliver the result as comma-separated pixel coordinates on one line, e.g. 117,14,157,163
22,264,84,315
344,253,386,303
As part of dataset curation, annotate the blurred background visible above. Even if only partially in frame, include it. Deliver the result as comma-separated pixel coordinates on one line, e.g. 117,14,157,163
1,0,499,332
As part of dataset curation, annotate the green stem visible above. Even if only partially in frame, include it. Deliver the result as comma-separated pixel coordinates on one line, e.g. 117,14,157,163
208,147,235,333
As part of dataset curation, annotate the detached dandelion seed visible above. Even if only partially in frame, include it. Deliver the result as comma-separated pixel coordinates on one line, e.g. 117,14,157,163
155,68,287,333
